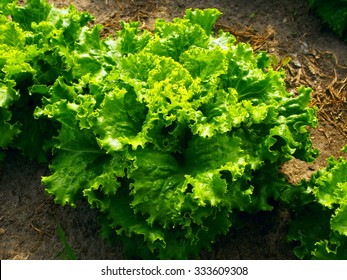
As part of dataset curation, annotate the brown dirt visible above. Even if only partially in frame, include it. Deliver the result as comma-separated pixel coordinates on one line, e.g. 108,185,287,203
0,0,346,260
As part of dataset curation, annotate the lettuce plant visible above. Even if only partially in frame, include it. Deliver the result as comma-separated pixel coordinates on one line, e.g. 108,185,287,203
1,0,319,259
309,0,347,42
0,0,95,161
36,5,317,258
286,145,347,259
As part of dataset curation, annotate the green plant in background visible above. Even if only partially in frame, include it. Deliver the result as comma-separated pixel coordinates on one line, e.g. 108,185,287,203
309,0,347,42
285,145,347,259
0,0,95,161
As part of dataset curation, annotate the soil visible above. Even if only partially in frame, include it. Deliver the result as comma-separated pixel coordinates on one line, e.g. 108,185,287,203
0,0,346,260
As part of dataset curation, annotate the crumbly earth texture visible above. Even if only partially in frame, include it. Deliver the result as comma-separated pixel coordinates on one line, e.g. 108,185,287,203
0,0,346,260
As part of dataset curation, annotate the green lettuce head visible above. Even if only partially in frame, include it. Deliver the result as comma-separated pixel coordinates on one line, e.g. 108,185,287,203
33,4,318,259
